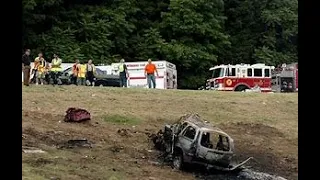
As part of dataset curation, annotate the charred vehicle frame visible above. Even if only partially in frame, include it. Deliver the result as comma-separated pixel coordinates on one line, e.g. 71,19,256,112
151,114,252,171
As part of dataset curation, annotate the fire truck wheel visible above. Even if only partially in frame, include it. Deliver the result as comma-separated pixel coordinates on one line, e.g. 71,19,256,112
235,85,249,92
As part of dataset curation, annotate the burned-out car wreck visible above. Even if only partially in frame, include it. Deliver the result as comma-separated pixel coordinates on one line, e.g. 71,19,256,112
151,114,252,171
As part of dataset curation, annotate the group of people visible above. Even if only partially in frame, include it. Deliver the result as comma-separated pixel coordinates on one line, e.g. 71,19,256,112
22,49,62,86
22,49,97,86
71,59,96,86
22,49,160,88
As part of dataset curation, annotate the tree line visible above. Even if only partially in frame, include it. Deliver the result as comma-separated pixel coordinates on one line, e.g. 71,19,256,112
22,0,297,89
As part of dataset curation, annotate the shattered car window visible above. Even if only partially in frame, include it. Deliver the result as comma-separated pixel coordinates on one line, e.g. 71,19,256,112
200,132,214,149
217,135,230,151
200,132,230,151
183,126,196,140
177,122,188,134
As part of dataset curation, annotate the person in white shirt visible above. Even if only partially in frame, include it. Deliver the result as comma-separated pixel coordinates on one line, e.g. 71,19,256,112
86,59,96,86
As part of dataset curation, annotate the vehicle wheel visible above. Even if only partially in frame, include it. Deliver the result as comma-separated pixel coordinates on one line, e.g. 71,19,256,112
234,85,249,92
172,152,184,170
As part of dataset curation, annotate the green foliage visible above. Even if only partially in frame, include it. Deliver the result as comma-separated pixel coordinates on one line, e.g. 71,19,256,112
223,0,297,66
159,0,230,88
256,0,298,64
22,0,297,89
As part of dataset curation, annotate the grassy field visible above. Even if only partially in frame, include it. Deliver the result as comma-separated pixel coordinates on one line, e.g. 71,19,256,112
22,86,298,180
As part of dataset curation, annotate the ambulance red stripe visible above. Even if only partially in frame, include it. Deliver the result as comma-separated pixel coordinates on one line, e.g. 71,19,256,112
129,76,164,80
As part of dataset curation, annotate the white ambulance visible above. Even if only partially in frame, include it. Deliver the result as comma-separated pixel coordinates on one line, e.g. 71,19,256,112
111,61,178,89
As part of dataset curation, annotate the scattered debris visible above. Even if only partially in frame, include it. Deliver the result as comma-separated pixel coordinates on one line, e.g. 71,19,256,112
83,155,96,160
22,146,46,154
23,149,46,154
109,145,124,153
64,107,91,123
244,85,262,93
117,129,131,137
57,139,92,149
236,168,287,180
148,160,161,166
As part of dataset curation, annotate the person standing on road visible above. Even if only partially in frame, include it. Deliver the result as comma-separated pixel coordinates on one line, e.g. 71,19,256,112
118,59,129,87
72,59,80,85
31,52,43,84
77,63,86,86
22,49,31,86
144,58,158,88
86,59,96,86
50,54,63,85
35,54,47,85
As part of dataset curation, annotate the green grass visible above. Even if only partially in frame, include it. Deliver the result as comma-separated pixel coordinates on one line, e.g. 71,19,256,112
23,149,127,180
103,114,141,125
22,164,47,180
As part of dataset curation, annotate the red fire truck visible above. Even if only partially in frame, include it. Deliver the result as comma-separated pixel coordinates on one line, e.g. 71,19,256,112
205,63,275,92
271,63,298,92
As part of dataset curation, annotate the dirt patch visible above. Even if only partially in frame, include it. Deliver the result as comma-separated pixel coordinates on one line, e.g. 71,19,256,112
222,122,285,138
219,122,298,180
57,139,93,149
22,127,68,148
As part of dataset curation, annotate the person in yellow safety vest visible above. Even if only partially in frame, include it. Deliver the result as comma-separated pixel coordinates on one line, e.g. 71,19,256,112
71,59,80,85
51,54,62,72
50,54,63,85
86,59,96,86
118,59,129,87
35,55,47,85
77,63,86,86
31,52,43,83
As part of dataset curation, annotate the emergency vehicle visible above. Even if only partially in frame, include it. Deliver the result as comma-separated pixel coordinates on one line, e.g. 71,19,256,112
111,61,177,89
271,63,298,92
206,63,275,92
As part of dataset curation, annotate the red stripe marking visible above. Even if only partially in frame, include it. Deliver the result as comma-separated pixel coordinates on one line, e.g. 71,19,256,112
129,76,164,80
